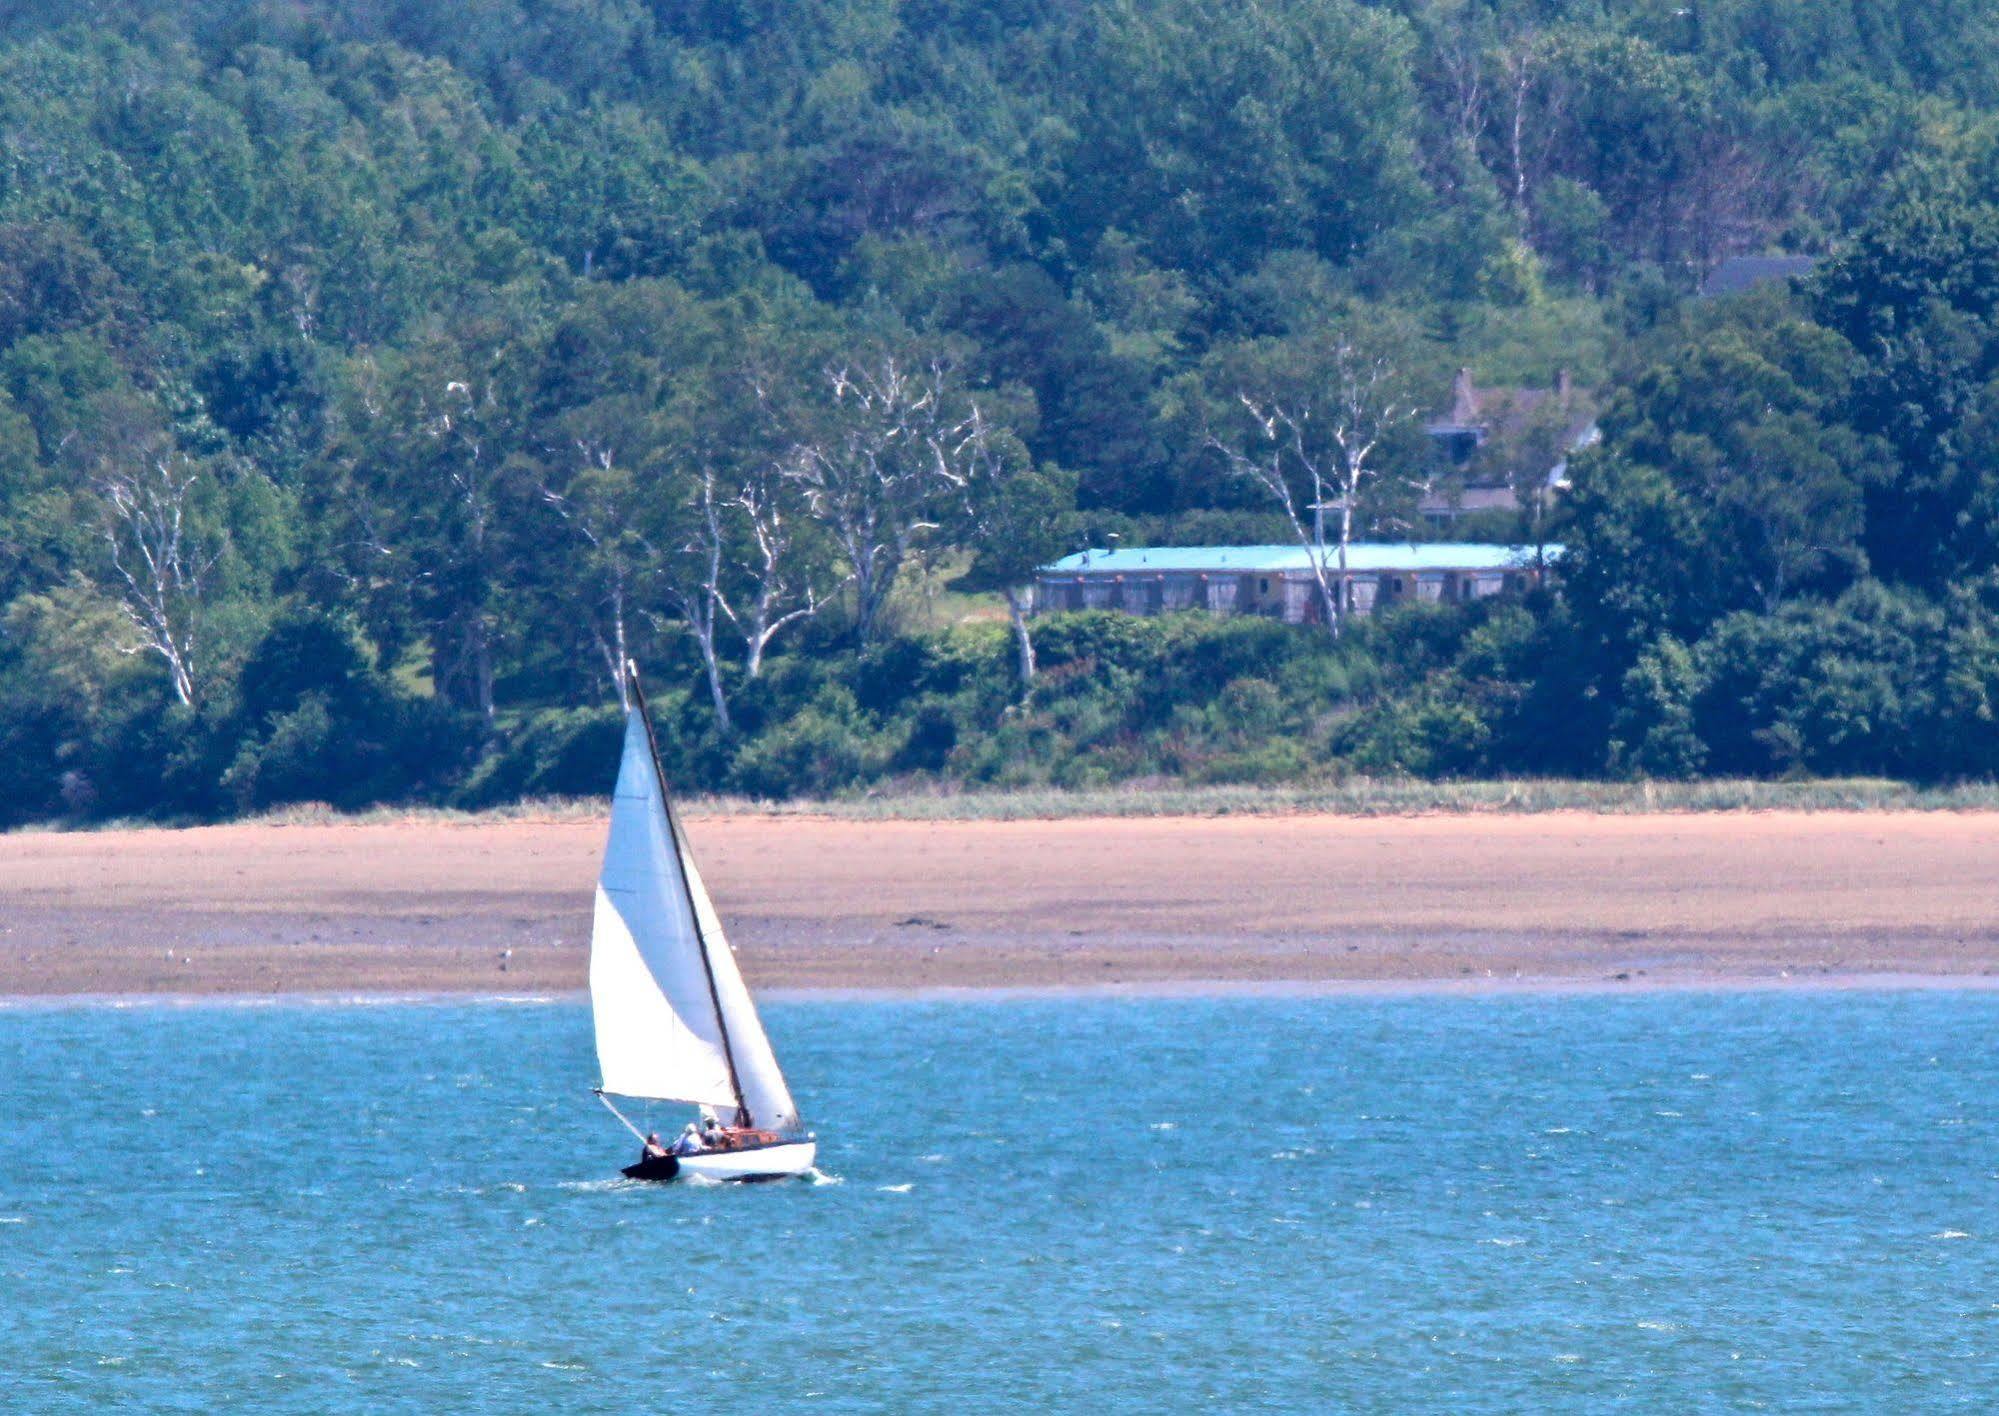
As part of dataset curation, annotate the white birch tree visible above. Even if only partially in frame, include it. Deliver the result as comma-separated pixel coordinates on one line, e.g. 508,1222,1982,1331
1204,317,1428,639
785,353,985,647
540,435,653,710
93,443,221,706
730,459,834,679
656,461,736,733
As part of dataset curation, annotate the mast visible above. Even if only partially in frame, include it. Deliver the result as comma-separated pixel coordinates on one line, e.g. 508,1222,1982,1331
624,659,750,1126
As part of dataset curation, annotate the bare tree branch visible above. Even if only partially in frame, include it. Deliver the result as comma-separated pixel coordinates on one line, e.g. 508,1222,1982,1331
1207,330,1421,638
93,448,221,706
657,462,735,732
784,353,984,646
541,438,651,710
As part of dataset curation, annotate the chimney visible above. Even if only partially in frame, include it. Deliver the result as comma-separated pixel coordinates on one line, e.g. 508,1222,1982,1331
1451,367,1477,424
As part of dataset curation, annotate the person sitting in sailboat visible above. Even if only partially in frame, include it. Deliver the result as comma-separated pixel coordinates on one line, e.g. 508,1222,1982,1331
669,1123,705,1156
700,1115,727,1150
641,1132,670,1160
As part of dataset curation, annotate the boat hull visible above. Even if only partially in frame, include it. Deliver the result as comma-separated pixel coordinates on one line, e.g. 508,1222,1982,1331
621,1139,817,1183
621,1153,680,1182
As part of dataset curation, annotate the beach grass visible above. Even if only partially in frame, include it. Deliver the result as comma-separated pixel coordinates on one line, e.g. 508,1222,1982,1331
125,776,1999,829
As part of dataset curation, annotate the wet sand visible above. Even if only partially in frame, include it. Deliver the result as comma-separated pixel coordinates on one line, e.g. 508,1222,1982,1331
1,812,1996,996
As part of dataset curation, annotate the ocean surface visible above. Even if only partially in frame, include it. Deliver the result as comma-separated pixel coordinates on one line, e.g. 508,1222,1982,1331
3,990,1996,1411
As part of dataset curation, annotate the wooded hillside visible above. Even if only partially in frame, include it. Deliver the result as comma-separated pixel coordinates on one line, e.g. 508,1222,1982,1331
6,1,1999,820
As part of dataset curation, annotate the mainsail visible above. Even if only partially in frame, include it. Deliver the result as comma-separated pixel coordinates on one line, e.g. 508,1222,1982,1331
679,831,800,1132
589,682,798,1131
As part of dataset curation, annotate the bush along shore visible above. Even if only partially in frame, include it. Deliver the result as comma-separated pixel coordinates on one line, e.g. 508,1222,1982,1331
22,600,1999,831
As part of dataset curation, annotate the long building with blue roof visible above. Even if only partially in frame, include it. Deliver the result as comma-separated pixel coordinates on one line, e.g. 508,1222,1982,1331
1035,542,1558,624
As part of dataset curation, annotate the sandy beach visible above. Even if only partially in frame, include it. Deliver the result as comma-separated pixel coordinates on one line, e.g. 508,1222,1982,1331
0,810,1995,996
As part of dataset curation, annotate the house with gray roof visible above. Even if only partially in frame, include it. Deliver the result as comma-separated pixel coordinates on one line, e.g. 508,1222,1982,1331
1420,369,1597,527
1035,543,1558,625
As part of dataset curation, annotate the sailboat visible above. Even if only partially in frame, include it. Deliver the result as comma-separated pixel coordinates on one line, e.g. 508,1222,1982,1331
589,661,816,1183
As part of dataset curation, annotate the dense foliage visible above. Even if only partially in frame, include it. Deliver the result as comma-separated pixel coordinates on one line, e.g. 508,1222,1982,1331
5,1,1999,821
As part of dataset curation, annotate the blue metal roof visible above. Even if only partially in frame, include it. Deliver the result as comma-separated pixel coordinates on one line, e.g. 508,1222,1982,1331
1041,543,1560,575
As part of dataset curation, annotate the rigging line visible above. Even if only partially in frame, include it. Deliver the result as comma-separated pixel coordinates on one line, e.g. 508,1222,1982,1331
595,1089,649,1146
626,657,750,1127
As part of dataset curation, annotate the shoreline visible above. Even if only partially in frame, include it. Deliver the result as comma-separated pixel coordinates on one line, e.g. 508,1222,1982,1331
8,970,1999,1008
5,811,1998,997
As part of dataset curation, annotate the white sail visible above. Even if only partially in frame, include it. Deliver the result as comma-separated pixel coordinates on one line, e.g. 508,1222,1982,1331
681,848,800,1132
589,711,737,1108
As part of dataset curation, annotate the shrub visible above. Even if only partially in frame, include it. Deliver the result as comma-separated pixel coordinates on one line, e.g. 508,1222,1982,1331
235,610,383,728
1190,738,1312,784
224,693,338,810
1336,693,1492,777
222,609,483,811
729,687,888,798
1032,611,1170,674
1217,676,1285,735
895,700,960,771
1609,635,1707,779
1690,584,1939,777
458,705,624,806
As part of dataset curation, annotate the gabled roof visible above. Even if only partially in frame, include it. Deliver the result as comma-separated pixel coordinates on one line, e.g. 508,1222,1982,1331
1042,543,1559,575
1424,369,1597,478
1428,368,1565,435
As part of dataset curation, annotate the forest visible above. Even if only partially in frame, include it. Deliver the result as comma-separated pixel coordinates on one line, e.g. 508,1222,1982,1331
5,0,1999,823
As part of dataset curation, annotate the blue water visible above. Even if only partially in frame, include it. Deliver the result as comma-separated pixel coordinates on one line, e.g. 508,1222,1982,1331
3,992,1996,1411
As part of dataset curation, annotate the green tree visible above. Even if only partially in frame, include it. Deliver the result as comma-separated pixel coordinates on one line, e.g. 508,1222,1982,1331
953,431,1076,691
1815,181,1999,588
335,319,541,722
1609,634,1707,778
1069,0,1426,275
1605,301,1875,611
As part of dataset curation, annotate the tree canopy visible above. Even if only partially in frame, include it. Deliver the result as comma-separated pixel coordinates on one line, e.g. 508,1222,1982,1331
3,1,1999,819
